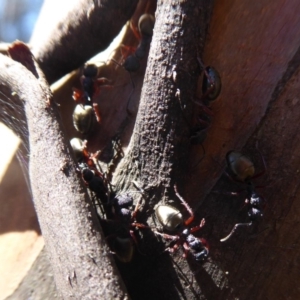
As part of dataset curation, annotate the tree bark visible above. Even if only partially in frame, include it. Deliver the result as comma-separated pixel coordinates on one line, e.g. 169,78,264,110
4,0,300,299
0,42,128,299
30,0,138,84
189,1,300,299
113,0,214,201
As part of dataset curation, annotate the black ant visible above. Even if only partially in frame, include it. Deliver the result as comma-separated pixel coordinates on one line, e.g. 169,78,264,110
105,190,149,263
178,58,221,168
154,185,209,261
70,138,109,211
78,162,108,206
189,58,222,146
110,14,155,112
72,64,112,133
220,150,266,242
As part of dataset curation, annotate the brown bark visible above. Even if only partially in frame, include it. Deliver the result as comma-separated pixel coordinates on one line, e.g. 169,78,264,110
30,0,138,84
109,1,215,299
0,42,128,299
189,1,300,299
113,0,214,199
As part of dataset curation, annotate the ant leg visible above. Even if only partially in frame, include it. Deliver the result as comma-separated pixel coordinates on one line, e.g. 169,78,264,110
132,222,149,230
120,44,137,64
154,231,179,242
91,193,106,218
129,19,142,40
197,57,206,70
131,195,142,221
72,88,84,103
174,185,194,226
94,77,113,95
176,88,192,128
96,77,112,85
190,218,205,233
183,242,190,258
92,103,101,123
220,221,253,242
128,229,146,256
166,242,180,254
192,99,214,117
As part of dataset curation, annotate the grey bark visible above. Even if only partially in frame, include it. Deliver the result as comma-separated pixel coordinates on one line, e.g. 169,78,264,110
0,42,128,299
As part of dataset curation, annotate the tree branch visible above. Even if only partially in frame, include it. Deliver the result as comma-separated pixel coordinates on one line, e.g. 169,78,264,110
0,42,128,299
114,0,214,203
30,0,138,84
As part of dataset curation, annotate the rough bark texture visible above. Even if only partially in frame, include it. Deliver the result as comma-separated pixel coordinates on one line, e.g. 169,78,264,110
113,0,214,201
109,1,215,299
30,0,138,84
0,43,128,299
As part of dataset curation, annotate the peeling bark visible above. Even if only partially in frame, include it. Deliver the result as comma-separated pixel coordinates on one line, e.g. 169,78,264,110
30,0,138,84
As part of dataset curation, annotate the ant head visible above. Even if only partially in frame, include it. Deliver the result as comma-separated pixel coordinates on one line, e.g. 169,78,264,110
83,64,98,77
81,168,94,182
226,151,255,181
123,55,140,72
138,14,155,37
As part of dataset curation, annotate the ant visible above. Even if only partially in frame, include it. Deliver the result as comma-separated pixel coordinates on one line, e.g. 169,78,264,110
70,137,100,170
70,137,109,211
178,58,221,168
105,191,149,263
110,14,155,112
220,149,266,242
154,185,209,261
189,58,222,145
72,64,112,133
78,162,108,207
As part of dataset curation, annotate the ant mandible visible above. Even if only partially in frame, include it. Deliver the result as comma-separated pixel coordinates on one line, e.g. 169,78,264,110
154,185,209,261
72,64,112,134
220,149,267,242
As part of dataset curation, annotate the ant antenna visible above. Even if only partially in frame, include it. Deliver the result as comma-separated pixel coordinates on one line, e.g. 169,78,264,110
220,221,253,242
